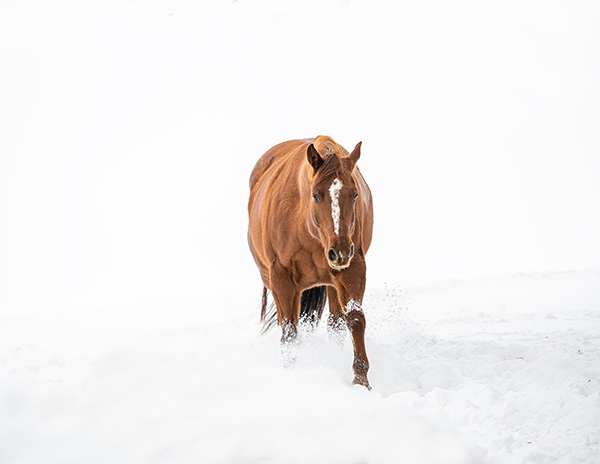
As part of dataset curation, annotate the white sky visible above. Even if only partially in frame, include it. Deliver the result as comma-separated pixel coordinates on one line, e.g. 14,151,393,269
1,0,599,313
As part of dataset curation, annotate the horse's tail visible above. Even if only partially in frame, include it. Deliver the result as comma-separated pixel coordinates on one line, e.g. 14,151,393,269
300,285,327,325
260,285,327,333
260,287,278,334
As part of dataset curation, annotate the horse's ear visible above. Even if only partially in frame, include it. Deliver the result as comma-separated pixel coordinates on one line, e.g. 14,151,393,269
349,141,362,167
307,143,324,173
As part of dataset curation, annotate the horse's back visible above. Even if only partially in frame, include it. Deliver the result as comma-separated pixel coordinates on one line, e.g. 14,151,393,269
249,136,348,192
249,139,307,192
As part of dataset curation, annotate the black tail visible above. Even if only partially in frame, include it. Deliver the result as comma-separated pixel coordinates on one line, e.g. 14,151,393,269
260,287,278,334
300,286,327,325
260,285,327,333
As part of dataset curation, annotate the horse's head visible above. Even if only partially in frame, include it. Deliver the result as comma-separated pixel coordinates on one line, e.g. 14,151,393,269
306,141,362,271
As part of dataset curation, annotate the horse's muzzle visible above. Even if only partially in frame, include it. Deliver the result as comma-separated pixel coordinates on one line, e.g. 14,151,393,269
327,244,354,270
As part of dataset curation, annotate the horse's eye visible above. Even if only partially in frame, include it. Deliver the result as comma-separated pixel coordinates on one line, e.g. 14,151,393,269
353,193,359,202
312,194,320,202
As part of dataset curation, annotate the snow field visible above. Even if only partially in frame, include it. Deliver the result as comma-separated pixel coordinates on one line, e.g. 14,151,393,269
2,1,600,462
2,271,599,463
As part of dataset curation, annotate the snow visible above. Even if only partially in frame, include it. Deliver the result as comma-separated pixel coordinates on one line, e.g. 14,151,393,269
2,0,600,463
2,271,599,463
347,298,363,313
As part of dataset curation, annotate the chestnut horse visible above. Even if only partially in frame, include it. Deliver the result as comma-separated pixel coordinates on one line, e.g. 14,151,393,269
248,136,374,388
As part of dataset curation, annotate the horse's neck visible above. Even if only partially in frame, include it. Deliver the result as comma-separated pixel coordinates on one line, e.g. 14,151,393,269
296,162,314,210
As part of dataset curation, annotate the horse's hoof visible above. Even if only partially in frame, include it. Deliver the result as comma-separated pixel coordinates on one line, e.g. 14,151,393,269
352,376,371,390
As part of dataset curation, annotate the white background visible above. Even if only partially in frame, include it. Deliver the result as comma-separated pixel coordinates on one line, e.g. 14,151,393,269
2,0,599,315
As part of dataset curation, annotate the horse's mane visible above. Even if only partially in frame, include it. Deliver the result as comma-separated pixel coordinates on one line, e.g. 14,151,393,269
315,152,346,181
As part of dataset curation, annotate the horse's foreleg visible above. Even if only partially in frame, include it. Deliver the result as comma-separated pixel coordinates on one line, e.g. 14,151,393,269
270,262,301,366
326,286,346,343
327,286,344,329
345,301,370,389
335,259,371,389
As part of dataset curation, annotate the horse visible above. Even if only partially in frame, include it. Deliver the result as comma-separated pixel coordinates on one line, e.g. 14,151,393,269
247,136,374,389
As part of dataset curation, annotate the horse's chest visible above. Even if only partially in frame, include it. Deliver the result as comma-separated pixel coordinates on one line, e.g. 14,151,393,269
288,251,331,289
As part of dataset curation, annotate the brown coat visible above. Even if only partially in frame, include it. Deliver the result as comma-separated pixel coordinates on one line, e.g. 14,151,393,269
248,136,374,388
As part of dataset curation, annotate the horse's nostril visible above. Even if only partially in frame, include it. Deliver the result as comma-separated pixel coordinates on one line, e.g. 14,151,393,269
349,244,354,258
328,249,338,262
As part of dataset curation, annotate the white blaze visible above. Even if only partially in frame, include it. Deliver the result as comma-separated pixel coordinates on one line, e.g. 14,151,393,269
329,178,343,235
